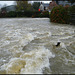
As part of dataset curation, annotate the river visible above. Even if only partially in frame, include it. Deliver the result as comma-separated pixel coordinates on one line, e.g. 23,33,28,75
0,18,75,74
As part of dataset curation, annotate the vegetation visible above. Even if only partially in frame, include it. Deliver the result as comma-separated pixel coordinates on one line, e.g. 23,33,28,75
68,5,75,24
70,0,75,3
38,11,49,18
68,5,75,13
50,5,70,24
32,2,40,11
16,1,32,11
0,10,50,18
0,1,74,24
0,11,41,18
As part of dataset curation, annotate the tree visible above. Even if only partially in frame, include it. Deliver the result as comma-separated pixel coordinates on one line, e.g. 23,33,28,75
32,2,40,10
16,1,31,11
71,0,75,3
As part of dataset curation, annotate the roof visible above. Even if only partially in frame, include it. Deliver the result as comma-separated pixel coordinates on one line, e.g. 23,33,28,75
58,1,72,6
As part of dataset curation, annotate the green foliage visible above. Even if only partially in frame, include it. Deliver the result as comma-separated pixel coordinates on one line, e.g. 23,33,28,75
68,5,75,13
8,11,34,17
39,11,49,18
68,5,75,24
7,11,17,17
32,11,49,18
16,1,31,11
0,10,50,18
71,0,75,3
50,5,70,24
0,10,42,18
32,2,40,10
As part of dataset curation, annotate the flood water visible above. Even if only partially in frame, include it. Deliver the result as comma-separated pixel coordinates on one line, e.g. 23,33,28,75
0,18,75,74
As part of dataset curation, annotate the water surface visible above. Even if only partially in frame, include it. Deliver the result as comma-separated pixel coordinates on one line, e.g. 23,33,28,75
0,18,75,74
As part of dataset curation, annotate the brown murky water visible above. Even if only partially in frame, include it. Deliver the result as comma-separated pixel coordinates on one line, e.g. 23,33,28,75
0,18,75,74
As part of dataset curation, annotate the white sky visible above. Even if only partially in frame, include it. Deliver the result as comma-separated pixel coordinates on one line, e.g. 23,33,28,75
0,1,51,6
0,1,15,6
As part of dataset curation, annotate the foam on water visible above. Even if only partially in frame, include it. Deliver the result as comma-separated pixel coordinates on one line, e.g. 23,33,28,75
0,18,75,74
0,26,55,74
0,28,35,50
1,47,55,74
35,31,51,39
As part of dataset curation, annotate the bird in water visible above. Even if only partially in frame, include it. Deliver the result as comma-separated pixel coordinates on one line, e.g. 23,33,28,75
56,42,61,47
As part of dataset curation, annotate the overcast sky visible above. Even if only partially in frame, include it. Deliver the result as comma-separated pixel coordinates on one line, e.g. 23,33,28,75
0,1,51,6
0,1,14,5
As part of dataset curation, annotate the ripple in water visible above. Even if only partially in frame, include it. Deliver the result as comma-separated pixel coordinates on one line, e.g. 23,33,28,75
0,18,75,74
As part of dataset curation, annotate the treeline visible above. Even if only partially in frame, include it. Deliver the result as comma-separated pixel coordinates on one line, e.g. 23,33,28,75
0,1,44,18
16,1,40,11
0,11,49,18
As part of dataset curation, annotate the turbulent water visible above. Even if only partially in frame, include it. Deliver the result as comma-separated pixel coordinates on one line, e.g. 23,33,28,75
0,18,75,74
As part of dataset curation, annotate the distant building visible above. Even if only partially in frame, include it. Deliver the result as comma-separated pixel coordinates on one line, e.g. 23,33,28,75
43,3,49,10
39,2,44,11
1,5,16,13
39,2,49,11
48,0,74,11
54,0,72,6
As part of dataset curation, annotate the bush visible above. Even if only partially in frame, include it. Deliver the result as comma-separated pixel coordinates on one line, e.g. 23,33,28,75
50,5,70,24
0,10,49,18
68,5,75,24
39,11,49,18
7,11,17,17
0,10,42,18
31,10,41,17
7,11,33,17
32,11,49,18
68,5,75,13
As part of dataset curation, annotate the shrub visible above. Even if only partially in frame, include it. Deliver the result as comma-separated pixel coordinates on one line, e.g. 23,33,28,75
0,12,7,18
68,5,75,24
32,10,41,17
68,5,75,13
50,5,70,24
8,11,33,17
0,10,49,18
32,11,49,18
39,11,49,18
7,11,17,17
0,10,41,18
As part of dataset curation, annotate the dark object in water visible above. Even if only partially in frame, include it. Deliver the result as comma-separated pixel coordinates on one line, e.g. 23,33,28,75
56,42,61,47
